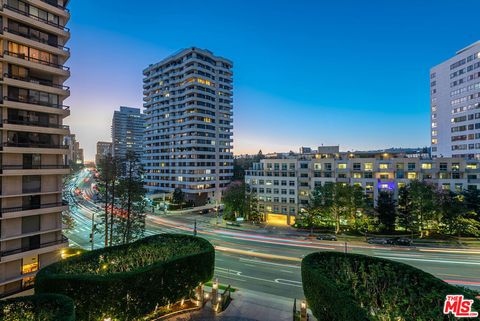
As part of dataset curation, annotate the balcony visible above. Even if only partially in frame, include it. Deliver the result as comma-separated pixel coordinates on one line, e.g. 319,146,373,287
0,235,68,258
3,142,69,149
2,4,70,32
3,51,69,71
3,96,70,111
3,73,70,95
2,118,69,130
2,27,70,53
0,201,67,217
39,0,70,12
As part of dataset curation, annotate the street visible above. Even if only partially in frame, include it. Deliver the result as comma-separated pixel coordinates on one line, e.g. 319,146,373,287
64,169,480,300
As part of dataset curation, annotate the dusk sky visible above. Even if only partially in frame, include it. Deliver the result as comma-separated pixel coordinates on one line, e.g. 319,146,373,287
65,0,479,160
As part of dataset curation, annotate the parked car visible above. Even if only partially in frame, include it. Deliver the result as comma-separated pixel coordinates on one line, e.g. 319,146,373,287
392,237,413,246
367,237,390,245
316,234,337,241
198,209,210,214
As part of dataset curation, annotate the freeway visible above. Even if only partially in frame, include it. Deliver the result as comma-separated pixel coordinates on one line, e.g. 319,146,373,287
64,169,480,299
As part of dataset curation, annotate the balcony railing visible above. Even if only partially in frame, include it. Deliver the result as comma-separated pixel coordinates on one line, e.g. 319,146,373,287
0,201,67,216
3,119,69,130
39,0,70,12
3,73,70,91
3,51,70,71
0,236,68,258
3,4,70,32
3,96,70,110
3,142,69,149
1,164,69,170
2,27,70,52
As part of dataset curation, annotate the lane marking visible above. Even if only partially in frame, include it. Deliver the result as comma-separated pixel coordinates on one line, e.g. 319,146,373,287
378,256,480,265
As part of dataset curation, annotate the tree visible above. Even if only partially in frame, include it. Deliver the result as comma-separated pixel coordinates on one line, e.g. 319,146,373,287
222,182,246,220
376,191,396,233
172,188,185,209
112,151,147,245
397,185,415,236
462,188,480,220
439,190,480,238
245,191,262,223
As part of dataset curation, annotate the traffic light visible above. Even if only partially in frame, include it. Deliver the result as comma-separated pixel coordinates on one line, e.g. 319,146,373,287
89,233,93,243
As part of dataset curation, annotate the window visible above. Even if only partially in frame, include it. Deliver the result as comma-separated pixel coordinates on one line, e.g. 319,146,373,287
440,163,448,171
379,163,389,169
353,163,361,171
364,163,373,171
421,163,432,169
338,163,347,169
407,163,416,171
407,172,417,179
314,163,321,170
353,173,362,179
22,175,41,193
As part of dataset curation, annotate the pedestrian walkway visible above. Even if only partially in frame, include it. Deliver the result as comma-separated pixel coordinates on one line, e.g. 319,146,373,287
163,289,309,321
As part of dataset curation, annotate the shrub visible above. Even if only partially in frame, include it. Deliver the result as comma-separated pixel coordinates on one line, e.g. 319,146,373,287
36,234,214,321
302,252,480,321
0,293,75,321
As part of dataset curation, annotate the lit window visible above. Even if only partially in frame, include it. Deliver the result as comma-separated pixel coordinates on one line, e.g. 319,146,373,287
466,164,478,169
338,163,347,169
379,164,389,169
421,163,432,169
353,173,362,179
407,172,417,179
364,163,373,171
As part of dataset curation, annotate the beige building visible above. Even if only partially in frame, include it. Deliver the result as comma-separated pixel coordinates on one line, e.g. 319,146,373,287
0,0,71,297
245,147,480,226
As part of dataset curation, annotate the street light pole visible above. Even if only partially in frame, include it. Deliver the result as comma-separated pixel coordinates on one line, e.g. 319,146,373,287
90,212,95,251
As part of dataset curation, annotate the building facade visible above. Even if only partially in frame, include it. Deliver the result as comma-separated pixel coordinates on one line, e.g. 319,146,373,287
64,134,83,168
431,41,480,159
0,0,71,297
111,106,143,160
143,48,233,204
95,141,112,165
245,148,480,226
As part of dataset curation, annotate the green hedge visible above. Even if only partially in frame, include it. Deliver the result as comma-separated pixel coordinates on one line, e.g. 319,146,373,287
0,293,75,321
302,252,480,321
35,234,215,321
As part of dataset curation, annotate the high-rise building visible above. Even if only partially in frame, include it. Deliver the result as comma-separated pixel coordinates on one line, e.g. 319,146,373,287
0,0,71,297
64,134,83,168
431,41,480,159
95,141,112,165
143,48,233,205
111,106,143,160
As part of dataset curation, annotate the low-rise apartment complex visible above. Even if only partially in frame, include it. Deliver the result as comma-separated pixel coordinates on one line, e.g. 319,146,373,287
245,146,480,226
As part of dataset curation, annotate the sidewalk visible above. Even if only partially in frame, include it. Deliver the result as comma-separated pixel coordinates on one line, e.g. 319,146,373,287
163,289,311,321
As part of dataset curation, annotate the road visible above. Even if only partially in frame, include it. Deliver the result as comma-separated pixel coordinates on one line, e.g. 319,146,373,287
64,169,480,299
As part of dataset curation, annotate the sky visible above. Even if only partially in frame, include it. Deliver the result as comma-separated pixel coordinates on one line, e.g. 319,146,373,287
65,0,480,160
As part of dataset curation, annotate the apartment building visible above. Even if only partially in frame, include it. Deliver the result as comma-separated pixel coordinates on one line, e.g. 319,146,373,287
245,147,480,226
95,141,112,165
0,0,71,297
431,41,480,159
64,133,83,167
143,48,233,205
111,106,143,160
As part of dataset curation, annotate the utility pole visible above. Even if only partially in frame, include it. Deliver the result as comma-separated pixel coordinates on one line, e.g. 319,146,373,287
193,219,197,236
90,212,95,251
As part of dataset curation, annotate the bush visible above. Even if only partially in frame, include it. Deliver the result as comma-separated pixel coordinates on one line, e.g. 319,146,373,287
36,234,215,321
0,293,75,321
302,252,480,321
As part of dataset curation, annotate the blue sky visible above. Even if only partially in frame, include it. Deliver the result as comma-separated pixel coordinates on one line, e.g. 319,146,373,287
65,0,480,160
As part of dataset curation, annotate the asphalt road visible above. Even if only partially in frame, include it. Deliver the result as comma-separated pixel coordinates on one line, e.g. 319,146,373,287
64,169,480,299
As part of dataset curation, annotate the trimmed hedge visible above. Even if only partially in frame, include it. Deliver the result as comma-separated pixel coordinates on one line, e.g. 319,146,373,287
302,252,480,321
0,293,75,321
35,234,215,321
